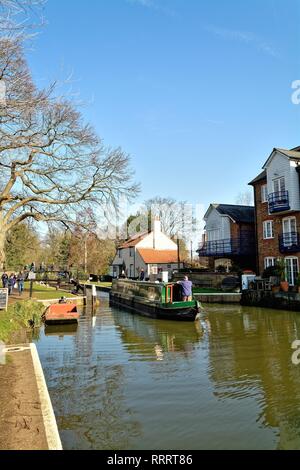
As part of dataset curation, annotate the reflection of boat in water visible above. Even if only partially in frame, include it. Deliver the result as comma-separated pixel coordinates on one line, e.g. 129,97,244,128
112,308,203,357
44,323,78,337
110,280,201,321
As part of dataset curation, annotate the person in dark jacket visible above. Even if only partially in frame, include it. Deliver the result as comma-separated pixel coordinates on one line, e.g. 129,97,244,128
8,273,16,295
1,272,8,289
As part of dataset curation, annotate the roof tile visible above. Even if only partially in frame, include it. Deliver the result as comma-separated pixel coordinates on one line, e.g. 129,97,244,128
137,249,178,264
118,232,148,249
214,204,255,224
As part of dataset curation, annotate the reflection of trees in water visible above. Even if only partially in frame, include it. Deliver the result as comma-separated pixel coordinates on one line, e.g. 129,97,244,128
206,306,300,449
41,315,141,450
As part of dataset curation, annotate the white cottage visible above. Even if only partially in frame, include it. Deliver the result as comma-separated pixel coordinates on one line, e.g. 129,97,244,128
111,219,183,280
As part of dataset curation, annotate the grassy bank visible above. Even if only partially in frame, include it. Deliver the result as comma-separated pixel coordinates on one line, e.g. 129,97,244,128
21,282,78,300
193,288,223,294
0,301,45,343
83,281,112,289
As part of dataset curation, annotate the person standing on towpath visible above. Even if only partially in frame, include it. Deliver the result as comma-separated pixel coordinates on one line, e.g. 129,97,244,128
17,271,25,296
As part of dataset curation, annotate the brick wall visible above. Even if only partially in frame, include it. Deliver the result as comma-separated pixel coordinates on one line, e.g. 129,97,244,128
230,222,254,238
230,220,240,239
253,179,300,275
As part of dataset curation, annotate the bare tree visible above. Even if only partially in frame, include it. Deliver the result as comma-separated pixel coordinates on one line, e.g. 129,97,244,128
0,39,139,267
145,196,192,240
235,190,254,206
0,0,45,36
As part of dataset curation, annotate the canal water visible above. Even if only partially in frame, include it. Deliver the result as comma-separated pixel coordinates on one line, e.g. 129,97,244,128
34,294,300,450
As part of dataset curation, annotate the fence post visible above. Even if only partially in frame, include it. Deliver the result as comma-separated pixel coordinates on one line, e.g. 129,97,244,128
92,284,97,311
29,280,33,298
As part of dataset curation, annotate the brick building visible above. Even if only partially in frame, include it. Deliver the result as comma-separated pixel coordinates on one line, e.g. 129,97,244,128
197,204,256,271
249,147,300,285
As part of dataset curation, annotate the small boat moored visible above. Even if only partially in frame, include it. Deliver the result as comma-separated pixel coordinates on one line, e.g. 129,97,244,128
44,303,80,325
109,280,202,322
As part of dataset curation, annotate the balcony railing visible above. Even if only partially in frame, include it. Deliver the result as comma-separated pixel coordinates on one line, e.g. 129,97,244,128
279,232,300,254
197,234,255,257
268,190,290,213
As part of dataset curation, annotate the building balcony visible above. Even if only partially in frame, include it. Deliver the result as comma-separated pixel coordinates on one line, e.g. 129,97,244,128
268,191,290,213
197,235,255,257
279,232,300,254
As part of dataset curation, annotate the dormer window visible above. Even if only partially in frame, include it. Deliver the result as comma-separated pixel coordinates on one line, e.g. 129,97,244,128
273,177,285,194
268,176,290,213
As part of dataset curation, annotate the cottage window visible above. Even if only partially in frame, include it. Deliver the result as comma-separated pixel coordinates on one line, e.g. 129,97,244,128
264,257,276,269
150,265,158,275
261,185,268,203
130,247,134,257
263,221,274,239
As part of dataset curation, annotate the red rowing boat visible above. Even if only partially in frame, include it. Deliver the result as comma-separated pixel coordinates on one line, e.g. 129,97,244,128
44,303,80,325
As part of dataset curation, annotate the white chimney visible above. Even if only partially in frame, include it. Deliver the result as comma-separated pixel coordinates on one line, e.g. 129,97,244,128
153,216,161,249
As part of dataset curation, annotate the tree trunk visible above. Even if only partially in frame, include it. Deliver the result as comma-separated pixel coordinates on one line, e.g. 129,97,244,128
0,219,7,269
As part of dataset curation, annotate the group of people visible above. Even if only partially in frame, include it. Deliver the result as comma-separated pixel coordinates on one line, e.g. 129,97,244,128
1,271,25,296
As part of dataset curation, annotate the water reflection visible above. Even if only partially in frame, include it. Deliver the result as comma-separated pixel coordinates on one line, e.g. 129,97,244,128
45,324,78,338
112,308,203,361
37,303,142,450
204,305,300,449
34,296,300,450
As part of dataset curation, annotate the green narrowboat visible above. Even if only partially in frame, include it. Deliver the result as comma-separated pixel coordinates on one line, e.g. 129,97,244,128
109,280,202,322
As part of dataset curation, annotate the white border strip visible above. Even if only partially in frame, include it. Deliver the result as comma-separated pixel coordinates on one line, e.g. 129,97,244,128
194,293,241,296
30,343,63,450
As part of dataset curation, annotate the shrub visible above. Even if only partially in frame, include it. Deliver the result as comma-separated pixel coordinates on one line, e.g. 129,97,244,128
262,265,278,279
229,264,242,275
0,301,44,342
216,265,226,273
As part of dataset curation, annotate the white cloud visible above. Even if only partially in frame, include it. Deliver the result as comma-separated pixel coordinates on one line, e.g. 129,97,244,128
206,25,279,58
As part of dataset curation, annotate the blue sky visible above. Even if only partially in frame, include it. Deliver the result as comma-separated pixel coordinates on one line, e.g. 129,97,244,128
28,0,300,210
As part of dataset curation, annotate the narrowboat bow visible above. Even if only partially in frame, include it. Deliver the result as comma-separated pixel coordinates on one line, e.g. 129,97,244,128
109,280,202,322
